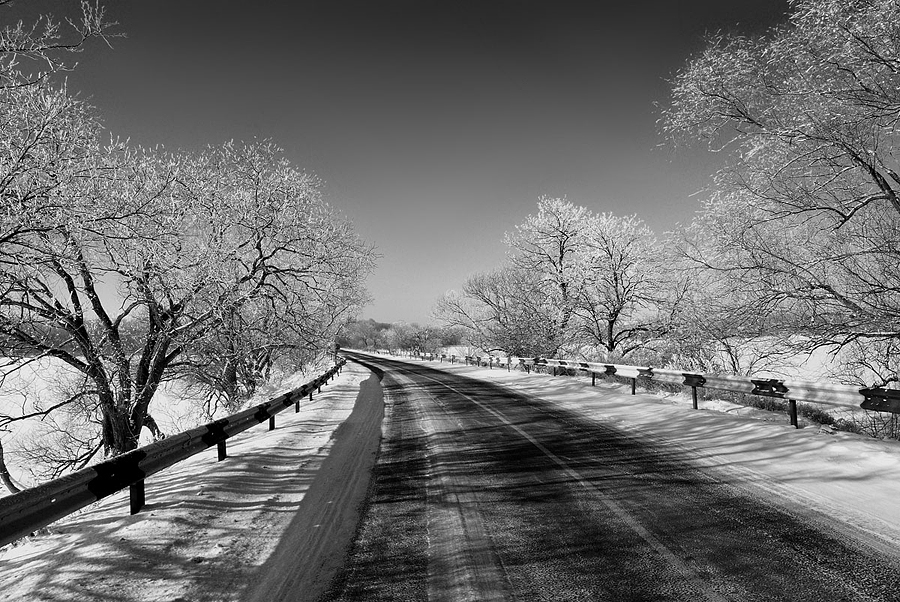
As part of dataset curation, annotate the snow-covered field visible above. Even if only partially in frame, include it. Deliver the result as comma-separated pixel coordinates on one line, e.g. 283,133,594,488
3,353,900,601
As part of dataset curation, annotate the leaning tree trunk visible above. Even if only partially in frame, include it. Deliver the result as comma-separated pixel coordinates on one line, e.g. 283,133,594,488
0,439,21,494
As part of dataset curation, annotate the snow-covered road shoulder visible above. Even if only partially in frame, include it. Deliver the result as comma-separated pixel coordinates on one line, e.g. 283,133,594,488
0,361,383,602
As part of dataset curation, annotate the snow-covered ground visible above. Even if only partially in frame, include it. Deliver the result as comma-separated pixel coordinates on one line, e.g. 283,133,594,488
0,361,382,602
3,353,900,601
0,356,334,490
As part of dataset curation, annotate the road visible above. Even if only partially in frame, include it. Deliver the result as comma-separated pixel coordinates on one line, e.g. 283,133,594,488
321,353,900,601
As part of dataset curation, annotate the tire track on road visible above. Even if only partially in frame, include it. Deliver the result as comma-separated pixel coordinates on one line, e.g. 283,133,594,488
330,354,900,601
405,367,728,602
390,371,512,602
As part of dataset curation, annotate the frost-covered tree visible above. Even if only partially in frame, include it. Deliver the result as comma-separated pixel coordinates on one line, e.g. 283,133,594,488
573,213,668,358
504,196,590,353
0,0,119,487
435,266,566,357
0,0,117,89
438,199,669,359
663,0,900,373
172,141,374,415
0,133,374,461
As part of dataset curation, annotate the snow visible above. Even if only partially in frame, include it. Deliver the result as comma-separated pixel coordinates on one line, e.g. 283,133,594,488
3,353,900,601
0,361,379,602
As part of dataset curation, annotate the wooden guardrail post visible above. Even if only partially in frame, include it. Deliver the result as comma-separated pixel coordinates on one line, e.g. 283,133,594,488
217,440,227,461
788,399,798,428
130,480,145,515
683,375,706,410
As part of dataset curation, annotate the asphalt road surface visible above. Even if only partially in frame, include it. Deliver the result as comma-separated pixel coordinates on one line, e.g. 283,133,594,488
321,354,900,601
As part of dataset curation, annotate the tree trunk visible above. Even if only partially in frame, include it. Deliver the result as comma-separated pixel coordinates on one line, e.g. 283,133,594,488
222,356,239,407
0,439,21,494
102,406,139,456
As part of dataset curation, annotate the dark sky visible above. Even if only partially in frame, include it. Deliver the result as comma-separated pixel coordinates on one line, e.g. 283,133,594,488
4,1,791,323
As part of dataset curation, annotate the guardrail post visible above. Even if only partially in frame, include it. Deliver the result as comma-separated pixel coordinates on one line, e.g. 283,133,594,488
631,378,636,395
217,440,227,461
788,399,798,428
592,372,596,386
130,480,145,515
295,397,300,413
269,415,275,431
682,375,705,410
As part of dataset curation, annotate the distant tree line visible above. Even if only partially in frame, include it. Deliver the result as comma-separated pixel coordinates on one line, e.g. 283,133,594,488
437,0,900,388
336,319,463,355
0,3,375,487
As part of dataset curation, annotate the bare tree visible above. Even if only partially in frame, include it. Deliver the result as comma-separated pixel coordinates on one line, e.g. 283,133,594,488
504,196,589,354
658,262,801,375
0,126,374,460
0,0,118,89
435,266,567,357
437,200,672,360
662,0,900,372
382,322,415,354
0,0,117,487
173,141,374,414
0,2,375,484
573,213,668,359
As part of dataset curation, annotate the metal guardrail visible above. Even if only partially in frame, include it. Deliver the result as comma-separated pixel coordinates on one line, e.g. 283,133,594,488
0,360,345,548
411,351,900,426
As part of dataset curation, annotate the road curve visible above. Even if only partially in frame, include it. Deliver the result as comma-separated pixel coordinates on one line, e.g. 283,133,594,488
322,353,900,601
